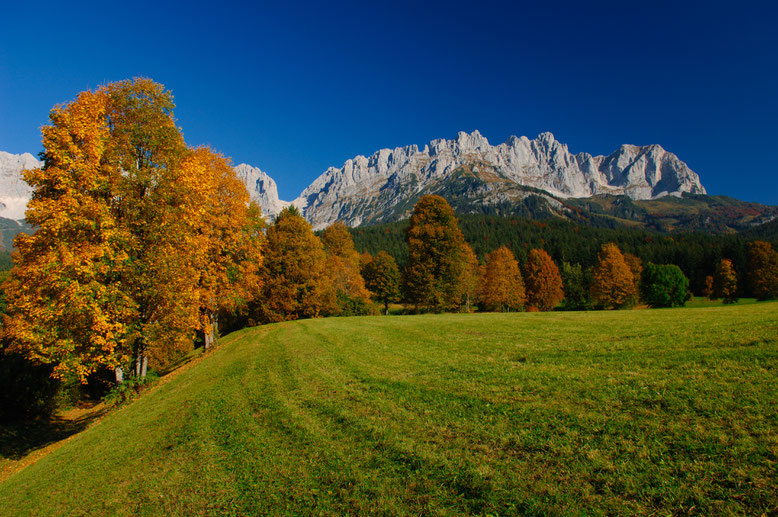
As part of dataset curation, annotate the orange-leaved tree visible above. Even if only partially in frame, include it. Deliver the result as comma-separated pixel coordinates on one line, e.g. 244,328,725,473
702,275,715,299
183,148,263,349
524,248,564,311
257,206,335,322
589,243,636,309
478,246,525,312
403,195,467,311
624,253,643,305
321,222,371,315
714,258,738,304
747,240,778,300
4,88,135,382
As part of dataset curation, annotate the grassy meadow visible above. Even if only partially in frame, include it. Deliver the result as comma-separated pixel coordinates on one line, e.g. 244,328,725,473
1,303,777,515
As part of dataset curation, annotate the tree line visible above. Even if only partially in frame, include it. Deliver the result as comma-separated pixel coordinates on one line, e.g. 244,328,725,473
1,79,777,421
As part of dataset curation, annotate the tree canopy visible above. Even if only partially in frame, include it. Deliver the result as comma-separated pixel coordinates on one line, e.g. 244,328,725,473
403,196,467,311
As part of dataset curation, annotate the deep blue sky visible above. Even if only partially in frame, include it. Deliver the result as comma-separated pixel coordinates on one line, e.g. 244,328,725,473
1,1,776,203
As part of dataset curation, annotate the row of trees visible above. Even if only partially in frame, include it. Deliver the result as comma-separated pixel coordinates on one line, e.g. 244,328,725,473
351,212,778,298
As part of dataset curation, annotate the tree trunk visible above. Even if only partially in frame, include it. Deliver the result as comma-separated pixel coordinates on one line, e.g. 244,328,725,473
115,367,124,384
140,355,148,379
384,299,389,315
204,311,218,350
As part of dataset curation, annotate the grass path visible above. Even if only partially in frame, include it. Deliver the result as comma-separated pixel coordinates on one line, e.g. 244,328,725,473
0,304,776,515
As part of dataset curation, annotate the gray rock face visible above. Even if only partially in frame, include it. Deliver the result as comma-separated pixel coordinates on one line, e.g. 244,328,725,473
0,151,40,220
233,163,290,218
292,131,706,229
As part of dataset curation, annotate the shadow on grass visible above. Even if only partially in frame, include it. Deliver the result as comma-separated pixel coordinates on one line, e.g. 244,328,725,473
0,405,107,462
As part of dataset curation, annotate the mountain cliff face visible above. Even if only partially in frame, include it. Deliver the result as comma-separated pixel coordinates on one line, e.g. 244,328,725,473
233,163,290,216
291,131,706,229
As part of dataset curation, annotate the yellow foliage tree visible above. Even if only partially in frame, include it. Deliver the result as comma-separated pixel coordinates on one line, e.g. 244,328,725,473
321,222,371,315
362,251,400,315
460,243,481,313
182,148,263,349
258,207,335,322
589,243,636,309
478,246,525,312
714,258,738,304
4,89,135,381
524,248,564,311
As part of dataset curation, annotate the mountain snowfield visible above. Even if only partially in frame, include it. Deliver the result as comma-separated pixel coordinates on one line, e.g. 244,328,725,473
0,131,706,228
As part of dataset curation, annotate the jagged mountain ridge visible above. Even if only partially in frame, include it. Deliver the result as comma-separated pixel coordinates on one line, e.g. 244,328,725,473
289,131,706,229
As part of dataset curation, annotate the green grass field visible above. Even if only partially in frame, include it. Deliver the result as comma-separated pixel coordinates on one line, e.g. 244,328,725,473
1,303,777,516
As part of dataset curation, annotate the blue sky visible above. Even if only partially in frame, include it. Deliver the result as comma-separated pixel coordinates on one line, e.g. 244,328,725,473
1,0,776,203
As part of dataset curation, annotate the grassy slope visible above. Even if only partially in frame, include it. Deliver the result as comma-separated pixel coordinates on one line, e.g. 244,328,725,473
1,304,777,516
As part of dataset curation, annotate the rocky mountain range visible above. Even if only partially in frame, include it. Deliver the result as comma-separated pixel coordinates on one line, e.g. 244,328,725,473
287,131,707,229
1,131,757,235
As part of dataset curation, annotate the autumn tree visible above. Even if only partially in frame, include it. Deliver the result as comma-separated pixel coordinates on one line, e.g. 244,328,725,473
257,206,335,322
460,243,480,312
640,263,690,308
747,241,778,300
478,246,525,312
4,88,135,382
624,253,643,305
524,249,564,311
4,78,251,383
702,275,715,299
403,196,467,311
185,148,263,349
589,243,636,309
362,251,400,315
321,222,371,315
103,79,202,377
714,258,738,304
